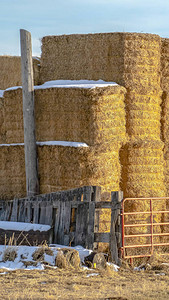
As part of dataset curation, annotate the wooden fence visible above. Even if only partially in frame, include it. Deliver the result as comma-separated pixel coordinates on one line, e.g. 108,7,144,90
0,186,123,264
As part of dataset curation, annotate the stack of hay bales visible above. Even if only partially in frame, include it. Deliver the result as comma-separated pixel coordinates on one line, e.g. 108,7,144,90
0,56,41,90
161,38,169,196
0,84,127,200
40,32,165,199
120,33,166,200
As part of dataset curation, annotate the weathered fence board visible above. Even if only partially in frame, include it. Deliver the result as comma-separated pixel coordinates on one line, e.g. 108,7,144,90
0,186,123,264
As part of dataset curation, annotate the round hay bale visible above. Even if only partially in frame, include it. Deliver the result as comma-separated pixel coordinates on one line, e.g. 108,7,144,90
55,249,80,269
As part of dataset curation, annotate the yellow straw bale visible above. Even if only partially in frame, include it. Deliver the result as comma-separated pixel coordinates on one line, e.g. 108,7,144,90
125,92,162,141
0,56,41,90
40,32,161,94
38,143,122,196
2,85,127,145
40,33,125,83
120,140,166,199
0,145,26,199
0,142,122,200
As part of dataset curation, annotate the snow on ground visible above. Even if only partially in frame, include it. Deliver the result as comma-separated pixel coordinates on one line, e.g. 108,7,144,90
0,221,51,232
0,79,118,98
0,244,92,271
0,90,4,98
0,141,89,148
0,243,119,272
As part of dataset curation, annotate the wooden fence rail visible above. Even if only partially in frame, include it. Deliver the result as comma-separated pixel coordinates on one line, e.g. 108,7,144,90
0,186,123,264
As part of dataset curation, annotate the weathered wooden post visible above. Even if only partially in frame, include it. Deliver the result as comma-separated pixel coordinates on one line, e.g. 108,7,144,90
20,29,39,196
110,191,123,265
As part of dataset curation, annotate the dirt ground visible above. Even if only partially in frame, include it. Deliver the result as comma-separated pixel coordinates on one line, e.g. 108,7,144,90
0,260,169,300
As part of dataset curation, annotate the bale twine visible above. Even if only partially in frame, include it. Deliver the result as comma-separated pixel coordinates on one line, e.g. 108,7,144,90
0,56,40,90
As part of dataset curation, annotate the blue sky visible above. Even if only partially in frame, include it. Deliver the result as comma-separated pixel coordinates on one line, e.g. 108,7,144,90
0,0,169,56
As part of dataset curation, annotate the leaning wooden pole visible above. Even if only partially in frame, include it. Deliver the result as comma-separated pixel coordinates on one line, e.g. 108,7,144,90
20,29,39,196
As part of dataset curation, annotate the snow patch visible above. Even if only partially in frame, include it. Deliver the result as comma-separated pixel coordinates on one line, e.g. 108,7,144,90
0,141,89,148
35,79,118,90
0,90,4,98
0,221,51,232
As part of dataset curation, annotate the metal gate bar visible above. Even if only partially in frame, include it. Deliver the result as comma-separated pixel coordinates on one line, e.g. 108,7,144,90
121,197,169,260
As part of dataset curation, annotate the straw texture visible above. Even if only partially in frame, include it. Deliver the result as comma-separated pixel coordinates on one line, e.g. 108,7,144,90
2,85,127,145
120,140,166,199
0,56,40,90
0,144,121,200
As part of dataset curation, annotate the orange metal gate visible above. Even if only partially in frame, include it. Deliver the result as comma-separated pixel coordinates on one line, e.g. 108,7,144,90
121,197,169,260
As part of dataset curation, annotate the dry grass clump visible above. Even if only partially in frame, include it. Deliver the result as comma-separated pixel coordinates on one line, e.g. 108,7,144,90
3,247,17,262
0,56,40,90
55,249,80,269
32,246,54,261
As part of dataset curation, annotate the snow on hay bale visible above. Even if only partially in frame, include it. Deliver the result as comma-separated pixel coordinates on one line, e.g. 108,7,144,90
1,84,127,146
0,56,41,90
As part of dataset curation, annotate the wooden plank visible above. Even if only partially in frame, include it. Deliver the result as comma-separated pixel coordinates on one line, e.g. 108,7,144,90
45,205,53,226
39,202,46,224
83,186,93,202
25,201,32,223
33,202,39,224
91,186,101,202
10,199,18,222
56,201,65,244
18,201,26,222
53,201,61,243
63,201,71,245
95,202,112,209
87,202,95,249
75,203,89,247
110,191,123,265
20,29,39,197
94,232,110,243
